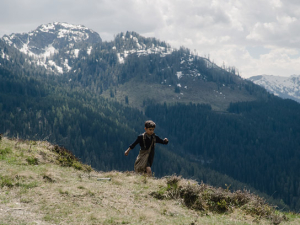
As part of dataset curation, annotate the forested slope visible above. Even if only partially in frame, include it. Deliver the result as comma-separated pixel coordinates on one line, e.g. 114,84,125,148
145,99,300,210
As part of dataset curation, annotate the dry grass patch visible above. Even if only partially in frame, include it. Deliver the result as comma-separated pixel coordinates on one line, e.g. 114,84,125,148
0,137,300,224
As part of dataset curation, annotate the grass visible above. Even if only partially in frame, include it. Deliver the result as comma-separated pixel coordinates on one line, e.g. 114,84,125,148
101,77,257,111
0,136,299,224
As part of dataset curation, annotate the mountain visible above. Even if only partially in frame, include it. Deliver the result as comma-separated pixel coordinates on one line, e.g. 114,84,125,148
2,22,101,75
1,22,300,211
100,33,260,111
2,22,265,111
1,137,294,225
248,75,300,103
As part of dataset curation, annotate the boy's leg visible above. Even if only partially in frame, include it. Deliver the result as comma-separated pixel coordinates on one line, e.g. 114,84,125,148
146,148,154,176
146,167,152,176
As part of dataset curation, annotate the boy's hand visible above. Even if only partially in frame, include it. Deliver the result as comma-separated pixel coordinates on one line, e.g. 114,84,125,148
163,138,169,144
124,149,130,156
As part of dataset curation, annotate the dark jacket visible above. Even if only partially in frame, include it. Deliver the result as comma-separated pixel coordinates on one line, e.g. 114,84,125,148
129,133,168,167
129,133,167,150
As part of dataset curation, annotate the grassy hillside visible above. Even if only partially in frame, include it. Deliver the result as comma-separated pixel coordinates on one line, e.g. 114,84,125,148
1,136,299,225
101,77,257,112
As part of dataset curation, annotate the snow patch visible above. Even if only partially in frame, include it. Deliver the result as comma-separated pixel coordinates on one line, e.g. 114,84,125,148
64,59,72,72
39,23,55,32
176,71,183,79
117,53,125,64
20,42,35,57
1,50,9,60
116,41,174,62
41,44,58,60
73,49,80,58
87,46,92,55
48,60,63,74
2,36,13,46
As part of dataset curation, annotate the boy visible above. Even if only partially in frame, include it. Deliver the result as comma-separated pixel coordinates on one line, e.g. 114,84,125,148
124,120,168,176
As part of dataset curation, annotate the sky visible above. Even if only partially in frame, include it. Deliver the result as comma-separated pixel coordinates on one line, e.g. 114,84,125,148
1,0,300,78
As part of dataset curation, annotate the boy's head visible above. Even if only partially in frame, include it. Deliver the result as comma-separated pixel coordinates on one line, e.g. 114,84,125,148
145,120,156,128
145,120,156,135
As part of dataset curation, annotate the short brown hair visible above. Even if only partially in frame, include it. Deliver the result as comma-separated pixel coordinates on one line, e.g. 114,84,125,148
145,120,156,128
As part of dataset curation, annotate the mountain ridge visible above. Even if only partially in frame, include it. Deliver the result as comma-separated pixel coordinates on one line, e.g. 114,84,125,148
1,21,263,111
1,22,101,75
248,74,300,103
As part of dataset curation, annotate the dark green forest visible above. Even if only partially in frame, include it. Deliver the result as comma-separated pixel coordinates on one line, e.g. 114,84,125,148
145,100,300,210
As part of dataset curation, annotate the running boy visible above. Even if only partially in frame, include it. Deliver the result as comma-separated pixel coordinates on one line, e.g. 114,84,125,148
124,120,168,176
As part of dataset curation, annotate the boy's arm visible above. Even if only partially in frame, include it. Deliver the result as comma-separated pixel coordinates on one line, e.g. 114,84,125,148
124,147,131,156
155,135,169,144
124,135,141,156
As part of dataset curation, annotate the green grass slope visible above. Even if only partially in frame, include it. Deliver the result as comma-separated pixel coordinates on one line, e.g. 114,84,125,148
0,136,299,225
102,78,257,112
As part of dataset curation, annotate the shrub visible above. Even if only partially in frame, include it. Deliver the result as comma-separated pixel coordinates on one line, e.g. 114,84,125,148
43,174,56,183
232,189,251,206
16,181,38,189
0,175,14,188
166,175,181,187
53,145,93,172
26,157,39,165
180,183,201,209
165,175,181,199
0,147,12,155
151,178,288,224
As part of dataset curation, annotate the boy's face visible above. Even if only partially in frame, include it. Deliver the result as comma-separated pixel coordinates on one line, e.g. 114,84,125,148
145,127,155,135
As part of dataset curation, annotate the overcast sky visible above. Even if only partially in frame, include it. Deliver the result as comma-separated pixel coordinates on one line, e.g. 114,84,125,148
1,0,300,78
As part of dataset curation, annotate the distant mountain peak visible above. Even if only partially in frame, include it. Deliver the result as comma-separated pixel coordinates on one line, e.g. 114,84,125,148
113,31,177,64
38,22,93,33
2,22,101,55
1,22,101,74
248,74,300,103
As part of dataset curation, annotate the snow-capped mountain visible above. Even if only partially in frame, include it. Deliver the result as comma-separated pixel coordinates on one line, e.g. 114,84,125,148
0,22,251,111
1,22,101,74
248,75,300,103
1,22,218,78
113,32,174,63
112,31,219,80
0,22,268,113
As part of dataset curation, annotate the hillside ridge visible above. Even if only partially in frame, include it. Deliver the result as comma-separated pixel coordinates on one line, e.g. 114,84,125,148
0,136,298,224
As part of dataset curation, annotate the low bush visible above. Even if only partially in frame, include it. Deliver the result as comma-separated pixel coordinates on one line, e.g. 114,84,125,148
151,176,288,224
0,175,14,188
53,145,92,172
26,157,39,165
0,147,12,155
